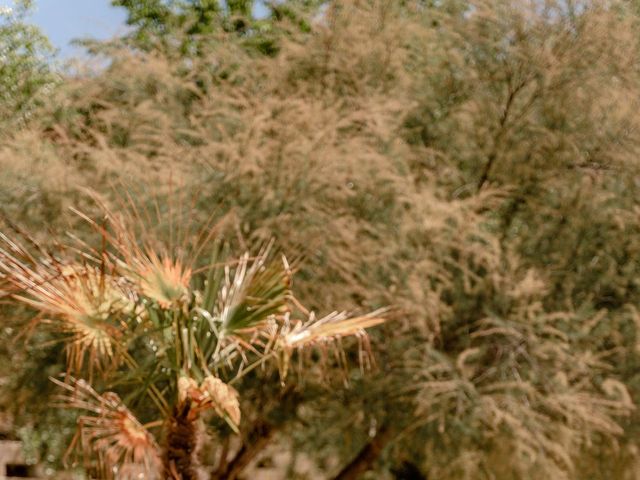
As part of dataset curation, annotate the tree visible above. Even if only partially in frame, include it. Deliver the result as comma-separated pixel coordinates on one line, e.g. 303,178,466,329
0,199,386,478
3,0,640,478
0,0,57,129
109,0,324,55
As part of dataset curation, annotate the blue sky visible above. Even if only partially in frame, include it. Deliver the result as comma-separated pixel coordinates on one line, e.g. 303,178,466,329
3,0,269,58
28,1,130,58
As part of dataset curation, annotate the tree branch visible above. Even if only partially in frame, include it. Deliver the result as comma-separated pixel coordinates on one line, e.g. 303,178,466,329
211,420,276,480
331,424,395,480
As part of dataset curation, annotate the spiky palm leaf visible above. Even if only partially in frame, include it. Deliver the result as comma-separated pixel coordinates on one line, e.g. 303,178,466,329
0,238,131,373
51,376,161,479
1,199,387,478
277,309,388,379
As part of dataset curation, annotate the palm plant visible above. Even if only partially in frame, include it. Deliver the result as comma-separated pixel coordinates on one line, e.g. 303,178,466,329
0,201,386,479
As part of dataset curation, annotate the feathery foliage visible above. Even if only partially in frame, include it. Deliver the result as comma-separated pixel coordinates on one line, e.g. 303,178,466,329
2,0,640,478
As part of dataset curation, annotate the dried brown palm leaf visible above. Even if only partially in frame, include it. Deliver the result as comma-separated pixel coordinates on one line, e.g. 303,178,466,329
0,241,130,372
277,308,388,379
178,374,241,427
80,207,193,309
135,251,191,308
51,376,162,479
200,375,241,426
68,189,227,310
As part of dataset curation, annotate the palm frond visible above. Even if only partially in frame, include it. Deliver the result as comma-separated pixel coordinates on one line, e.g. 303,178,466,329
0,241,130,372
215,244,292,334
278,308,388,379
89,208,193,309
135,251,191,308
51,376,162,479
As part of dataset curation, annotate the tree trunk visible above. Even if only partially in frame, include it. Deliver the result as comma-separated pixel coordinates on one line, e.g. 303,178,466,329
210,421,275,480
163,401,199,480
331,425,395,480
210,384,298,480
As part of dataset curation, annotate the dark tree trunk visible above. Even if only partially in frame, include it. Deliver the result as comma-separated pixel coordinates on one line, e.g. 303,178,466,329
163,402,199,480
210,384,299,480
331,425,395,480
211,421,275,480
391,461,428,480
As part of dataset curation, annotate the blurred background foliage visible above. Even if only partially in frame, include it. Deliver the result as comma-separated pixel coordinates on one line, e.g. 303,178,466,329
2,0,640,478
0,0,57,128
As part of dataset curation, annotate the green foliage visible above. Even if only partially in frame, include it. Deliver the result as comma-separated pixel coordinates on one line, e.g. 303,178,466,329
0,0,57,129
110,0,325,55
